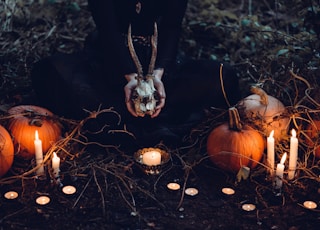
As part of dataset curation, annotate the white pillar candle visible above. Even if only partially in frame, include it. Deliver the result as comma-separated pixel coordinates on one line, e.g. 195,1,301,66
288,129,298,180
267,130,275,176
275,152,287,189
34,130,44,175
142,150,161,166
52,152,60,178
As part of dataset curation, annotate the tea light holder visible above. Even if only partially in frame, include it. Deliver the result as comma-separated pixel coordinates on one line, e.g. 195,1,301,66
185,187,199,196
167,182,181,191
134,147,170,175
242,203,256,211
36,195,50,205
4,191,19,200
62,185,77,195
222,187,235,195
303,201,317,210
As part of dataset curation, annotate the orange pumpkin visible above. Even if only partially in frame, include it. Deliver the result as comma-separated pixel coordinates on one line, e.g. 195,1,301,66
305,120,320,158
0,125,14,177
207,107,265,173
237,86,289,140
7,105,62,159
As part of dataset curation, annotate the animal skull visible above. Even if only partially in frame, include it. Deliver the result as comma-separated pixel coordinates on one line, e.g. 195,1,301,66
128,23,158,116
132,75,157,116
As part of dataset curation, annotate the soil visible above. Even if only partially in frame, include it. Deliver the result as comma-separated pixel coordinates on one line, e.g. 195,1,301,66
0,0,320,229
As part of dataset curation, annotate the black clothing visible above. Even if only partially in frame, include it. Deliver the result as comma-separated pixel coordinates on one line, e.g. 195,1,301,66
87,0,188,77
31,0,241,149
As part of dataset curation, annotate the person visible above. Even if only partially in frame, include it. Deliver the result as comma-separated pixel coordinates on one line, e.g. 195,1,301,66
31,0,241,149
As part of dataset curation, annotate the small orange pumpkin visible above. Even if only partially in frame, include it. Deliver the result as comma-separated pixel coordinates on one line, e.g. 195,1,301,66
305,120,320,158
0,125,14,177
207,107,265,173
7,105,62,159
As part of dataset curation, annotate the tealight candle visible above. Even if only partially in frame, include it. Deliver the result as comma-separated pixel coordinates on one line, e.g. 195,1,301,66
142,150,161,166
4,191,18,200
52,152,60,178
288,129,298,180
34,130,44,175
242,203,256,211
303,201,317,209
167,183,180,191
275,152,287,189
185,187,198,196
222,187,235,195
62,185,77,195
267,130,275,176
36,195,50,205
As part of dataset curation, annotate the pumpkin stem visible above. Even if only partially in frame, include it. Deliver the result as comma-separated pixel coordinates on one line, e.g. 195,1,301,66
228,107,242,131
250,86,268,106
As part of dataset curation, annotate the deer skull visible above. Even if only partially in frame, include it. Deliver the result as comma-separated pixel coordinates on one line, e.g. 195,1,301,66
128,23,158,116
131,75,157,116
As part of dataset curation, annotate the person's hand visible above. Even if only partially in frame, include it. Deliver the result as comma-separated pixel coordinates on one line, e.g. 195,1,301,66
123,69,166,118
124,73,139,117
151,68,166,118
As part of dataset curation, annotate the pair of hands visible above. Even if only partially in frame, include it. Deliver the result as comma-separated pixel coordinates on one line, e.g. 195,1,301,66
124,68,166,118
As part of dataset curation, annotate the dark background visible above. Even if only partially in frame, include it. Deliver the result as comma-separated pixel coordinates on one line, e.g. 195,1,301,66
1,0,319,229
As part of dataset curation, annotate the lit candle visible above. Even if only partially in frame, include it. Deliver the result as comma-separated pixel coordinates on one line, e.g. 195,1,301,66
185,187,198,196
167,183,180,191
4,191,19,200
34,130,44,175
288,129,298,180
222,187,235,195
62,185,77,195
36,195,50,205
303,201,317,209
52,152,60,178
142,150,161,166
267,130,275,176
242,203,256,211
275,152,287,189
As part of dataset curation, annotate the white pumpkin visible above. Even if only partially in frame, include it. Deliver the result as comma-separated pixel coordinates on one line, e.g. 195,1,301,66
237,86,290,140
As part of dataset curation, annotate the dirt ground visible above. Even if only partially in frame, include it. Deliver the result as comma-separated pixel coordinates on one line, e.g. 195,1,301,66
1,0,320,229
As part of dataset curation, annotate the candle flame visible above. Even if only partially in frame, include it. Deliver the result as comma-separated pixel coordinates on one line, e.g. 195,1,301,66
291,129,296,138
280,152,287,165
269,130,274,138
35,130,39,140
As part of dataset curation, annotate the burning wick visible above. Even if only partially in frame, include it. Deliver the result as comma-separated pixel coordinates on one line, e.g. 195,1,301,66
303,201,317,209
62,185,77,195
242,203,256,211
167,183,180,191
4,191,18,200
36,196,50,205
222,188,235,195
185,188,198,196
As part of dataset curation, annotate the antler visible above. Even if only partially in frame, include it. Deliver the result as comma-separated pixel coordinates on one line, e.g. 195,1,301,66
127,23,158,78
147,22,158,76
127,23,158,116
127,24,144,78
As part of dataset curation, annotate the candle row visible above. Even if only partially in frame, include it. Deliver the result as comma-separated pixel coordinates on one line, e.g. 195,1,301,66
4,185,77,205
34,130,60,178
267,129,299,186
